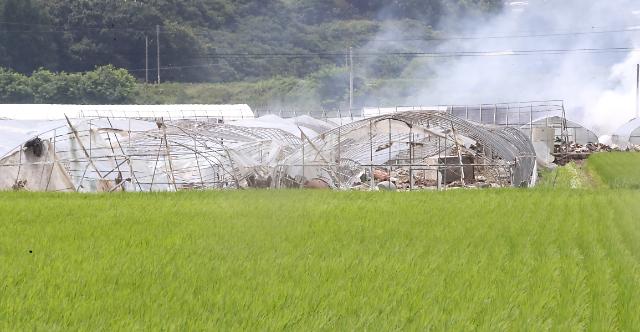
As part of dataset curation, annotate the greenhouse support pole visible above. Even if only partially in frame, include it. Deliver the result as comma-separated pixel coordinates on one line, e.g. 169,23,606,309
494,105,497,125
64,115,104,180
150,138,163,192
529,105,533,140
369,120,374,190
388,119,392,178
194,137,204,189
301,131,305,188
15,144,23,186
444,133,448,190
45,130,56,191
506,104,510,126
409,127,414,191
437,137,442,191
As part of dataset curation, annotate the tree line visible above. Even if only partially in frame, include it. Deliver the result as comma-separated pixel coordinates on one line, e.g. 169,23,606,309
0,66,136,103
0,0,502,84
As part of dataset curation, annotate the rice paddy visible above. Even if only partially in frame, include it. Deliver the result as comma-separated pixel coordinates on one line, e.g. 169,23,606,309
1,186,640,330
588,152,640,189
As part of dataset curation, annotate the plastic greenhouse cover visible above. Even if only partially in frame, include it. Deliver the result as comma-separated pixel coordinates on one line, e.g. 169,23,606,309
232,115,336,138
0,120,68,157
0,104,254,120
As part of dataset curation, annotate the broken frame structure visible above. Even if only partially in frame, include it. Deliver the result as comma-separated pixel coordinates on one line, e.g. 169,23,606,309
273,111,537,190
1,110,538,192
0,117,301,192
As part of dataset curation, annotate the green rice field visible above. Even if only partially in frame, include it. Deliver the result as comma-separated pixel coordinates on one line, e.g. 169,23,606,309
588,152,640,189
1,188,640,330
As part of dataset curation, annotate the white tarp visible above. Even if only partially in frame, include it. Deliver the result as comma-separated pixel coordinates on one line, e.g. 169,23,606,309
521,116,599,145
0,117,305,192
612,117,640,147
0,120,68,157
0,119,159,158
0,104,254,121
233,115,336,139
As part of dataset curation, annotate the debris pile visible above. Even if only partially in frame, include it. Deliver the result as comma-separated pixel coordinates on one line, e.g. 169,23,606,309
556,142,615,154
554,141,640,165
355,161,506,191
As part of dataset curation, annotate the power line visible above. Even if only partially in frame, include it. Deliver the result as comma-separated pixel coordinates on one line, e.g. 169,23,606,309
30,46,634,60
125,47,640,72
2,20,640,41
196,47,639,59
0,21,187,35
6,47,630,74
371,26,640,42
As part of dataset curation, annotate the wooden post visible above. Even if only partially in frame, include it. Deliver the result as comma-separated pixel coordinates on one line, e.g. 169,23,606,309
64,115,104,180
161,122,177,191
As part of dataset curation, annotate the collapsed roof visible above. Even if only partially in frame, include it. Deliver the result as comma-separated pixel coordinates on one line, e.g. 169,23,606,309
274,111,537,189
0,112,537,192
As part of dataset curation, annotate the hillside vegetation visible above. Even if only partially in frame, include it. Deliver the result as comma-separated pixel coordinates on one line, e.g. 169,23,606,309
0,0,501,106
0,0,501,82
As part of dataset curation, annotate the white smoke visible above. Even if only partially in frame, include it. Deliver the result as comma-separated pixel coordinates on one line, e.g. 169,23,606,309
589,51,640,134
365,0,640,135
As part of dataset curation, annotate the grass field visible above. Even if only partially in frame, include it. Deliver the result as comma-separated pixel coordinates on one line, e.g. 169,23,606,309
588,152,640,189
1,189,640,330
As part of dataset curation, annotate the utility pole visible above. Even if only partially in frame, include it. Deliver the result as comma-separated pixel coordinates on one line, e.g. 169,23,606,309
145,35,149,84
156,25,161,84
349,47,353,112
636,64,640,118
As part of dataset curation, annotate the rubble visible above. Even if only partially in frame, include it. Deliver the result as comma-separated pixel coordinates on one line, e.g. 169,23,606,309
12,179,27,191
390,169,410,185
553,141,640,165
377,181,397,191
359,161,509,191
373,169,390,181
555,141,640,154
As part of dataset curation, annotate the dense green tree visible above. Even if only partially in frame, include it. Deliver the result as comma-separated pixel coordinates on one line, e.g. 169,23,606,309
0,68,33,102
0,0,58,73
80,65,136,104
0,66,136,104
29,69,73,104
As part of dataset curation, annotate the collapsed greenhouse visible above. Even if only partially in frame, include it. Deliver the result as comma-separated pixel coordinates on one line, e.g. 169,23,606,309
612,118,640,147
274,111,537,190
0,104,538,192
363,100,598,166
